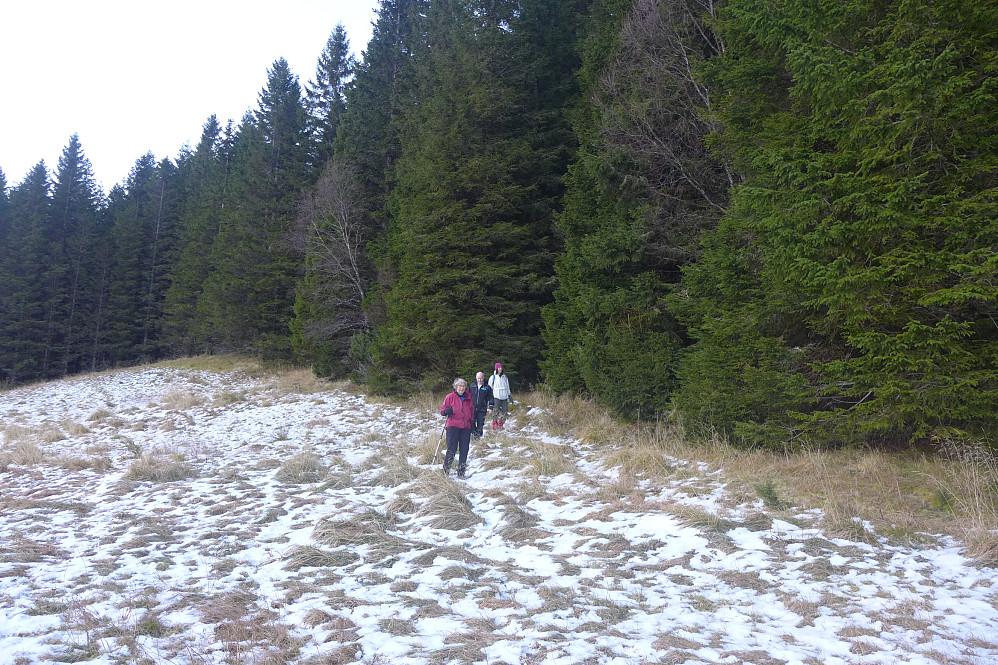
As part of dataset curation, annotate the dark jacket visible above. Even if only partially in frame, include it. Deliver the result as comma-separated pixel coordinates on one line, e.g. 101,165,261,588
469,382,493,413
440,390,475,429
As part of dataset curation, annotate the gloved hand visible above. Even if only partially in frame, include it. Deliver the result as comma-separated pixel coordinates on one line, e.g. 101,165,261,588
441,406,454,416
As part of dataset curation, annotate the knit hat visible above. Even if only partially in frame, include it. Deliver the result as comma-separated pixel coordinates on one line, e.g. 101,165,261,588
495,362,502,370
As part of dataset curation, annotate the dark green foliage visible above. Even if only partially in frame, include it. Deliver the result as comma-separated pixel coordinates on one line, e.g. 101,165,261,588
306,24,356,169
0,163,52,383
334,0,428,232
371,0,587,388
199,60,310,358
103,154,181,366
674,0,998,446
49,134,104,375
542,0,728,417
162,116,230,354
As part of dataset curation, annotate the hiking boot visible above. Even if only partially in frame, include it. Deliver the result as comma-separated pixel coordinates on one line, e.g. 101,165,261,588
457,465,467,479
443,450,454,474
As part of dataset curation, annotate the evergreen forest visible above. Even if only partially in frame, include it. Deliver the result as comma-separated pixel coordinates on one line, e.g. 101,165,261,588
1,0,995,452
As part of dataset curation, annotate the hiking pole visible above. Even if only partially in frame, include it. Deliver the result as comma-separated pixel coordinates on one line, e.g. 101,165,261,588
432,425,445,465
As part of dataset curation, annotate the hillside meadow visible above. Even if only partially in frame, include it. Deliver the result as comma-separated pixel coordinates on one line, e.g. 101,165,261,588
0,356,996,664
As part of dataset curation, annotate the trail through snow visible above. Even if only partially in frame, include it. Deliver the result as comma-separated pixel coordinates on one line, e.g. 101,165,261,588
0,364,996,665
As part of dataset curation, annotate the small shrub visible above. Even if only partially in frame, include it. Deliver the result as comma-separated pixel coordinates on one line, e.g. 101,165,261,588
755,481,789,510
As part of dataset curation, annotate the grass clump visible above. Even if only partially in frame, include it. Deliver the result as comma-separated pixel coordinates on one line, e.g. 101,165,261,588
283,545,359,571
275,452,326,484
312,510,412,556
125,452,195,482
161,390,200,411
413,476,484,530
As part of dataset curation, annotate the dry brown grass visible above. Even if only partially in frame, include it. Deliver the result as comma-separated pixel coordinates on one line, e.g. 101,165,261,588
282,545,360,571
275,452,327,484
413,475,484,530
3,536,67,563
510,391,998,562
60,420,91,436
523,437,578,477
375,446,426,486
311,510,415,556
161,390,200,411
1,439,46,466
87,408,114,423
267,367,329,395
125,451,195,482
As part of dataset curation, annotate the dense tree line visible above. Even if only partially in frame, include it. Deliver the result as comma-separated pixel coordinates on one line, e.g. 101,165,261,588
2,0,995,451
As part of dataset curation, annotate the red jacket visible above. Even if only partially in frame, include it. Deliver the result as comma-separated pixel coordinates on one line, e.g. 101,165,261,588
440,390,475,429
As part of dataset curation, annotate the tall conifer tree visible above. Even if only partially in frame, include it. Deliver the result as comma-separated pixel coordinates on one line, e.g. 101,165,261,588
200,60,309,357
50,134,103,375
306,25,356,169
0,163,52,382
542,0,729,417
674,0,998,446
373,0,587,386
163,115,229,353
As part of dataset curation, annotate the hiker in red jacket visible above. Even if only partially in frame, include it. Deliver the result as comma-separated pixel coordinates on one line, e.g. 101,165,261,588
439,377,475,478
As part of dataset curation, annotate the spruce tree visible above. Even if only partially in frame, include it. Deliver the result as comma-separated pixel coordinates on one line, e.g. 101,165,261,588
50,134,103,375
306,25,356,169
674,0,998,446
0,163,52,383
0,168,9,251
200,61,309,357
542,0,730,417
105,154,162,364
162,115,229,353
372,0,587,387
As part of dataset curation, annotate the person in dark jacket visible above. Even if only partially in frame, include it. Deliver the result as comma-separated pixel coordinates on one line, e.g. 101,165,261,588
439,377,475,478
469,372,494,439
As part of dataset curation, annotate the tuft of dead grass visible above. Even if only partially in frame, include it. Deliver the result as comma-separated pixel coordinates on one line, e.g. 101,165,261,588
523,438,578,477
161,390,200,411
375,447,426,486
275,452,326,484
268,367,329,395
413,476,484,530
312,509,416,556
1,440,46,465
87,408,114,423
125,451,195,482
283,545,360,571
60,420,91,436
4,536,67,563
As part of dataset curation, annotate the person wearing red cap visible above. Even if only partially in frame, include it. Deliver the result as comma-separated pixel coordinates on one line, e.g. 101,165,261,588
488,362,512,430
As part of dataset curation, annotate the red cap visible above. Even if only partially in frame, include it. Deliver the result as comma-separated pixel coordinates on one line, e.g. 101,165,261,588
495,363,502,370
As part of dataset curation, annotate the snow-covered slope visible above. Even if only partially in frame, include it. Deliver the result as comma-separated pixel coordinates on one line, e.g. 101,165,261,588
1,364,996,664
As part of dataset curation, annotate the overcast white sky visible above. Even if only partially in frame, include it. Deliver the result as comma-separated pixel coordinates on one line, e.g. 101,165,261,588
0,0,379,192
